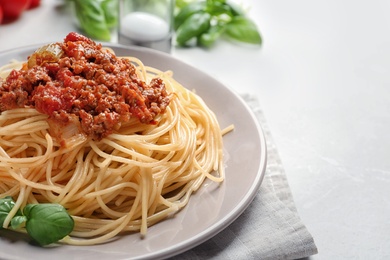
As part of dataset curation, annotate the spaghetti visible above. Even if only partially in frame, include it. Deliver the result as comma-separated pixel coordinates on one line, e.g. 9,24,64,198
0,33,231,245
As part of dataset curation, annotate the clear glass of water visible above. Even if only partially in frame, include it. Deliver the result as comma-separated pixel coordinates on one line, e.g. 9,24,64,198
118,0,174,53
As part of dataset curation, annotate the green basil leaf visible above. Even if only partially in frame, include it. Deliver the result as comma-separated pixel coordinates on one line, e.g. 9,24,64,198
198,25,224,48
0,196,25,229
206,1,232,17
101,0,118,29
176,12,212,46
224,16,262,44
208,0,226,4
10,216,27,230
24,204,74,246
74,0,111,41
174,1,206,30
176,0,195,9
0,196,15,228
226,0,245,16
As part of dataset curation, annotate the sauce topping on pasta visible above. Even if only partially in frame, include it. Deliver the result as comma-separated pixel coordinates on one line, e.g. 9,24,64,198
0,32,171,140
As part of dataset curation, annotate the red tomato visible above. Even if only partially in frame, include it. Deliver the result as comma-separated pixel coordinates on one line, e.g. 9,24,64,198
0,0,30,21
28,0,40,9
0,5,3,24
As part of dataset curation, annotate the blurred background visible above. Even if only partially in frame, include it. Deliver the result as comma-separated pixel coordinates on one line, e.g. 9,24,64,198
1,0,390,259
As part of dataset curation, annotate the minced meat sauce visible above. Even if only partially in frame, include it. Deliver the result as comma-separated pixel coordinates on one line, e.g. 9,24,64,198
0,32,171,140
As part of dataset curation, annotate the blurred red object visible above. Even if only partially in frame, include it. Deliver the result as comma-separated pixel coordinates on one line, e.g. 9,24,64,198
0,5,3,24
28,0,40,9
0,0,30,22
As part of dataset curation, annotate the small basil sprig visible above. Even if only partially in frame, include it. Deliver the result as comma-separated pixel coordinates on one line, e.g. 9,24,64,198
0,196,74,246
71,0,118,41
0,197,20,227
175,0,262,47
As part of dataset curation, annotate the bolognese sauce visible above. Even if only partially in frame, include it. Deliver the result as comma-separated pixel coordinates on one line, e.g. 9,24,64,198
0,32,171,140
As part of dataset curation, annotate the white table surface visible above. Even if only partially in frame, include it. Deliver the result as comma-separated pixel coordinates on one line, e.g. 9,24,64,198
1,0,390,259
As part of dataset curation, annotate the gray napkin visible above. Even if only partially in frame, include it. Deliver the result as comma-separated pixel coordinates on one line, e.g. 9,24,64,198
171,94,318,260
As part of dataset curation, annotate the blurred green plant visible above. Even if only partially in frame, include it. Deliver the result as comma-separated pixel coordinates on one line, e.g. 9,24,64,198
69,0,261,48
70,0,118,41
175,0,262,48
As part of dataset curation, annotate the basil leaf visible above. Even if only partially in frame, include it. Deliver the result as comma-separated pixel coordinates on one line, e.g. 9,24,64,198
0,196,15,228
74,0,111,41
176,12,212,46
10,215,27,230
176,0,195,9
24,204,74,246
208,0,226,4
225,16,262,44
226,0,245,16
206,1,232,17
174,1,206,30
101,0,118,29
198,24,224,48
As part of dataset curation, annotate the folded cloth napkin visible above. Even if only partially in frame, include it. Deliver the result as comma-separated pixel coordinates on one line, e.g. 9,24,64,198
171,94,318,260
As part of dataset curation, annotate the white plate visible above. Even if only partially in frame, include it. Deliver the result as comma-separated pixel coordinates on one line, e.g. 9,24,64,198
0,44,267,260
